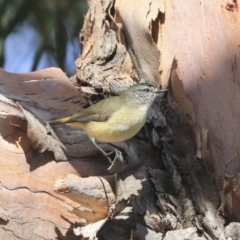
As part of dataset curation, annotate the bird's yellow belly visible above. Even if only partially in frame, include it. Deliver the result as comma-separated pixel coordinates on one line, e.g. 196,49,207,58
84,121,144,142
80,106,148,143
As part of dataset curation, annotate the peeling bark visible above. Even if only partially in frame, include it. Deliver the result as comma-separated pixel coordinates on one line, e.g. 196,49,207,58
1,0,240,239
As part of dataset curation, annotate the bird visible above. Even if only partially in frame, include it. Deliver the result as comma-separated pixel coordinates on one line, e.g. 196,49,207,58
48,83,167,161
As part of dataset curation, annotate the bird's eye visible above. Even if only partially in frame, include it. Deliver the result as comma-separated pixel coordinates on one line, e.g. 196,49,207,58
145,88,149,92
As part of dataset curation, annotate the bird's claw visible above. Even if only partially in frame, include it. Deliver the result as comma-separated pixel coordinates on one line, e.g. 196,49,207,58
107,149,128,173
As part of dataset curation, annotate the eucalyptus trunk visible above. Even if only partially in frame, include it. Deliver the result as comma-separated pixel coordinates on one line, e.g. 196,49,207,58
0,0,240,239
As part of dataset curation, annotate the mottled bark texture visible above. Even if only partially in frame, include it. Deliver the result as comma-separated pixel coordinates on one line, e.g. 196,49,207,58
0,0,240,239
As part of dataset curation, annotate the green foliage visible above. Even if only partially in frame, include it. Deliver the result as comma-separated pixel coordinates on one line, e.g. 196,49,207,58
0,0,88,72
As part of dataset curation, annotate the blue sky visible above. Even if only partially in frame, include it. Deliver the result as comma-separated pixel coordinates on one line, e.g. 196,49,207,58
3,23,80,75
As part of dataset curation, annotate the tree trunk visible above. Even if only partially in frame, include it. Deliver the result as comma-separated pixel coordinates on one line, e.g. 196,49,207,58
1,0,240,239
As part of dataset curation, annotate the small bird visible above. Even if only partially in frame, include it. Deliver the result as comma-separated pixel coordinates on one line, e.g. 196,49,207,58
49,83,167,160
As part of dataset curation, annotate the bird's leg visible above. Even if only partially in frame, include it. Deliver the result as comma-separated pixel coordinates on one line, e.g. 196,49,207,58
91,138,114,163
108,143,128,163
108,143,125,153
91,139,127,169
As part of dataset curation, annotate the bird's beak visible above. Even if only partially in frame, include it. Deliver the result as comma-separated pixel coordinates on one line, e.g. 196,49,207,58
154,88,168,93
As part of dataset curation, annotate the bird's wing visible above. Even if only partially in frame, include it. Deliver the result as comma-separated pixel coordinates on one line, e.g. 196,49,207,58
66,96,123,123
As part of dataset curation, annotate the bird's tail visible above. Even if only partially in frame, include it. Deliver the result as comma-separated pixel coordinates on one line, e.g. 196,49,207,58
48,116,72,126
